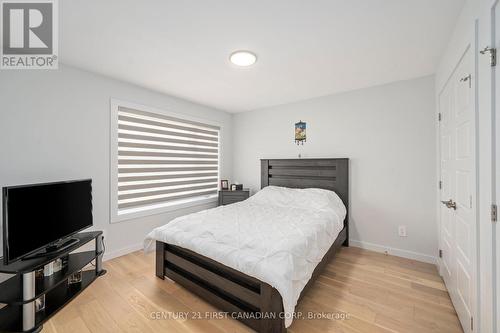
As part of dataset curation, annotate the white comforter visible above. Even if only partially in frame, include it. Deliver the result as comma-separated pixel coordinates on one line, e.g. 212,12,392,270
144,186,346,327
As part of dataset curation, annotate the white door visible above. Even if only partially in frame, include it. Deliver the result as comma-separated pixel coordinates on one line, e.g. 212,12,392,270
439,46,477,333
439,70,455,292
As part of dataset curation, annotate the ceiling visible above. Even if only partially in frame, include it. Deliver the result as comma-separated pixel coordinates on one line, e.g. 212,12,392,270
60,0,464,112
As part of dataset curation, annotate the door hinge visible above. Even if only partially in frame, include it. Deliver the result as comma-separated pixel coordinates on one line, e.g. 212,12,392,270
492,204,498,222
438,113,442,121
439,181,442,190
439,249,443,258
471,316,473,330
459,74,472,88
480,46,497,67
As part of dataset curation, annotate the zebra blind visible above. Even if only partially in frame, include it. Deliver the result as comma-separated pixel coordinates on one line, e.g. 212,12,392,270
116,106,219,215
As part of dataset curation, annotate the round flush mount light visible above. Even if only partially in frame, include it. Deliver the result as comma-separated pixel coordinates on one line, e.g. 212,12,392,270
229,50,257,67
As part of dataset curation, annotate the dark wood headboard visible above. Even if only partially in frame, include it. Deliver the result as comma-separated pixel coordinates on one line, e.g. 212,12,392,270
260,158,349,231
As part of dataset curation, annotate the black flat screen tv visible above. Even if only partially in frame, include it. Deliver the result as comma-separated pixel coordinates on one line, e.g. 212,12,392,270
2,179,93,265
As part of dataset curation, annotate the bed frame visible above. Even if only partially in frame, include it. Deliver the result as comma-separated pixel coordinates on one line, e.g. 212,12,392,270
155,158,349,333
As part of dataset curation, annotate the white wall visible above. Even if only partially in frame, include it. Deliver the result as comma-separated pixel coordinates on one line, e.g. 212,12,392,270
0,65,233,267
232,76,437,263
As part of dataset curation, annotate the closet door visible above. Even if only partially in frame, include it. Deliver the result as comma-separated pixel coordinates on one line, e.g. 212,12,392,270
439,47,477,333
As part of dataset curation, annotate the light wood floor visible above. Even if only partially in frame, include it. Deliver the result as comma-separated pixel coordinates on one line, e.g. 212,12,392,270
43,247,463,333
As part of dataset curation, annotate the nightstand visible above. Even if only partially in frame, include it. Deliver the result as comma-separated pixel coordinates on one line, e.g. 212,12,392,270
218,189,250,206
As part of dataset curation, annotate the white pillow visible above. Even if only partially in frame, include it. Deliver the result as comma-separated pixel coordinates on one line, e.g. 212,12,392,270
248,186,346,214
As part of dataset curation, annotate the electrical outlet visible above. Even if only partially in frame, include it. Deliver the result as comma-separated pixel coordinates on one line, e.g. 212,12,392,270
398,226,407,237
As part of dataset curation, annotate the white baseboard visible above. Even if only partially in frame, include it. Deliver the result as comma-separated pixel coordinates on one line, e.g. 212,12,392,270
103,242,143,261
350,239,437,265
101,239,437,266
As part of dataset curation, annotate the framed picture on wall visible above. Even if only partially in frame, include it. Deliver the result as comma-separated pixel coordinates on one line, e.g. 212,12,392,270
295,120,306,145
220,180,229,190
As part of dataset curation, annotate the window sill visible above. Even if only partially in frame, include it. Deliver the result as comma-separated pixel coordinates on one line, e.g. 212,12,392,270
110,195,218,224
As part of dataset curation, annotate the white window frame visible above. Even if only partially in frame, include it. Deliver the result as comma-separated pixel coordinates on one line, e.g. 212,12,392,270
110,98,222,223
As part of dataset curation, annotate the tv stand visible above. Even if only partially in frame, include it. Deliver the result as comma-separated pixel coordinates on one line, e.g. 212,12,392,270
0,231,105,333
23,238,80,261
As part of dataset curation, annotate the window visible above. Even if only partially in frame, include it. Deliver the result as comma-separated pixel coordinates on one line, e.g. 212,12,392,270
110,100,220,222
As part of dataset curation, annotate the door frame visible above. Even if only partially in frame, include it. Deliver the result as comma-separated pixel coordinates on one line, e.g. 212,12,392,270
477,0,499,331
492,1,500,331
436,22,479,333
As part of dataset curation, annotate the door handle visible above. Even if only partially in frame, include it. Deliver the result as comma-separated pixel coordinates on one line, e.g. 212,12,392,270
480,46,497,67
441,199,457,210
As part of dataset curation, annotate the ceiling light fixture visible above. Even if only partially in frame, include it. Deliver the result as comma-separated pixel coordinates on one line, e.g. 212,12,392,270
229,50,257,67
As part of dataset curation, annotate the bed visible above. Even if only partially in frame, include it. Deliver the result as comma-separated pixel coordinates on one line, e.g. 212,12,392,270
147,158,349,333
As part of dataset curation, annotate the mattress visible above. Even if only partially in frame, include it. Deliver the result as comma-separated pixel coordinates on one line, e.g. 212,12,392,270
144,186,346,327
